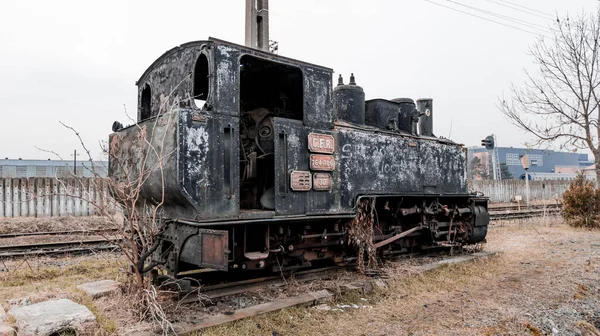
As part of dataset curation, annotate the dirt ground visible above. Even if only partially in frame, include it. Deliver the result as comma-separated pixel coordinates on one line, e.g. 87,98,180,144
1,217,599,335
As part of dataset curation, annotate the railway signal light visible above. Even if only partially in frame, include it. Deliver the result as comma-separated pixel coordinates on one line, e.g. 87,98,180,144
481,135,494,150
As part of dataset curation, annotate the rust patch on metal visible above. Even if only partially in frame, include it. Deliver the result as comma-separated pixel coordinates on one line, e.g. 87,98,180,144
313,173,332,191
191,114,207,122
290,171,312,191
308,133,335,154
109,134,121,157
201,232,228,268
310,154,335,171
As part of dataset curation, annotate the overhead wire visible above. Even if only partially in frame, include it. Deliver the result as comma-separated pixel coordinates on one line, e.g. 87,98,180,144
423,0,550,37
444,0,552,34
481,0,554,20
497,0,555,18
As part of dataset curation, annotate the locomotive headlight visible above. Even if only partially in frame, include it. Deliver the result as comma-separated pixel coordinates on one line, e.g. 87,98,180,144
111,121,123,132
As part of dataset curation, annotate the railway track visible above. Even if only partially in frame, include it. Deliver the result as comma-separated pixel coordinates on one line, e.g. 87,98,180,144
0,238,120,258
489,207,561,221
0,206,559,258
489,203,561,212
0,228,118,239
179,266,340,304
179,247,458,304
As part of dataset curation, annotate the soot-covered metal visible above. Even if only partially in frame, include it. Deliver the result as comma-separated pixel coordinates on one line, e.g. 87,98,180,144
108,37,489,279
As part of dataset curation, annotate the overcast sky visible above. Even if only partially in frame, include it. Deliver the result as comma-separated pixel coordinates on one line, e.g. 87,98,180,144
0,0,598,160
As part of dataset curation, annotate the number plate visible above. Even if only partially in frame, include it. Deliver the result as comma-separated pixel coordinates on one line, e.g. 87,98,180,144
310,154,335,171
313,173,332,191
290,171,312,191
308,133,335,154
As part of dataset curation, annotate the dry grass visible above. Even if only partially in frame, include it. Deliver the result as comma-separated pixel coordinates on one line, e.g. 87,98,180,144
2,217,599,335
200,218,600,336
0,253,127,334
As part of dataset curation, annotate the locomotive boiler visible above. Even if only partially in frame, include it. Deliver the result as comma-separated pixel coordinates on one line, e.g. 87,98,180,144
108,38,489,278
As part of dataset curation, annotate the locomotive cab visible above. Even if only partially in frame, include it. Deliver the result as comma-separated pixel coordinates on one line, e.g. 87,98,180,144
110,38,334,220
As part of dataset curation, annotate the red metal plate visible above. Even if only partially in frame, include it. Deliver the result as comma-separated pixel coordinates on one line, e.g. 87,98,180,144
313,173,332,191
290,171,312,191
310,154,335,171
201,232,228,269
308,133,335,154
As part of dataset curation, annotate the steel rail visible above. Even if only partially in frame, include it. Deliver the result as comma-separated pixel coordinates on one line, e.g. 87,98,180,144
0,228,119,239
0,238,120,252
490,209,561,220
0,245,120,258
179,266,340,304
489,204,561,212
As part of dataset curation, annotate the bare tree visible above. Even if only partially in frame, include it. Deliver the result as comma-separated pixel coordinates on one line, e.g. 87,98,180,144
499,9,600,180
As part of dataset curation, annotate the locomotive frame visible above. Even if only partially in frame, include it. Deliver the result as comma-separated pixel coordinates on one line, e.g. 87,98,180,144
109,38,489,278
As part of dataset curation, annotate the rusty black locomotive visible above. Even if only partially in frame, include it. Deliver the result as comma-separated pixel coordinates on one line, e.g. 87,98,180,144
109,38,489,279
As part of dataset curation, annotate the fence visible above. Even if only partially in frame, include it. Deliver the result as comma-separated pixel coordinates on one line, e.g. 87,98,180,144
0,177,574,216
469,179,571,204
0,177,113,217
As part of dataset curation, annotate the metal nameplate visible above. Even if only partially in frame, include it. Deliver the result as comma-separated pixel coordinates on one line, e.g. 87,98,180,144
308,133,335,154
310,154,335,171
191,114,207,122
313,173,332,191
290,171,312,191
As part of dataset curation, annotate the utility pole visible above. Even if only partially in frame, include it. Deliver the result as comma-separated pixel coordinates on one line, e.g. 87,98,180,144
73,149,77,175
71,149,80,176
245,0,269,51
491,135,501,180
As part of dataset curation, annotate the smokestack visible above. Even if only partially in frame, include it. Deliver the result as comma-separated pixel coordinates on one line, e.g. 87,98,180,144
416,98,434,137
245,0,269,51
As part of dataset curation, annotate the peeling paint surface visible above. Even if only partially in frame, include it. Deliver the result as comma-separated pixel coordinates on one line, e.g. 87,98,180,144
136,44,206,120
111,38,471,222
274,117,468,214
185,126,209,177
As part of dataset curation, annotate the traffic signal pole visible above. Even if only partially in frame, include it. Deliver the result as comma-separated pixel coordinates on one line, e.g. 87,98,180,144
481,134,500,180
521,155,530,209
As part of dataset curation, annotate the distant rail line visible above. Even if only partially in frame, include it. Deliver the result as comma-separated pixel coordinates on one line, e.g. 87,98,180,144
489,205,561,221
0,228,118,239
0,238,120,258
489,203,561,212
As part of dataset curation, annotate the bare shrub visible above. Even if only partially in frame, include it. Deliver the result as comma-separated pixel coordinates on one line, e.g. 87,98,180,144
562,174,600,228
347,199,378,272
54,104,178,334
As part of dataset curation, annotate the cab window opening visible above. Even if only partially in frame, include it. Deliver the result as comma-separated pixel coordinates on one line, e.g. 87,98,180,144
140,84,152,120
239,55,303,120
193,53,209,109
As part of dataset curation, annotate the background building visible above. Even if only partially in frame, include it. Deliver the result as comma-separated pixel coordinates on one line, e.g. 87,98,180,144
468,147,591,180
0,159,108,178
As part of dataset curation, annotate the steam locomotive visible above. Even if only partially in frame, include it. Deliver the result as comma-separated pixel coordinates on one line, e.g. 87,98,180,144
108,38,489,278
